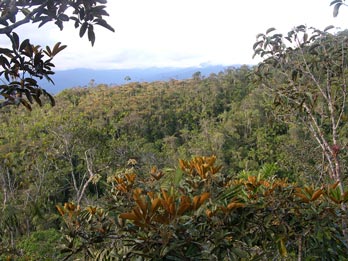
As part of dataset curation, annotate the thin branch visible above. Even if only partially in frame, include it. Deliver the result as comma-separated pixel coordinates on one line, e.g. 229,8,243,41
336,39,347,130
76,150,95,206
325,67,339,147
297,36,329,103
307,120,335,178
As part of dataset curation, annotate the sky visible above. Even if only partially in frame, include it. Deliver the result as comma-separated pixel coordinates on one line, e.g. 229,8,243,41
8,0,348,70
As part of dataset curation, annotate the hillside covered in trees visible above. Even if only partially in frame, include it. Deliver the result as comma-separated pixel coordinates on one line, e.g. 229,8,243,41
1,62,348,259
2,1,348,260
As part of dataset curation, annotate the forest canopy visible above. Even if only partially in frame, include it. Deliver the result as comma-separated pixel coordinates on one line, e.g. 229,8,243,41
1,0,348,260
1,63,348,259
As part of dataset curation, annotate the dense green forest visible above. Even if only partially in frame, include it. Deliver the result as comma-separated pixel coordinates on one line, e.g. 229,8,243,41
2,1,348,260
1,61,348,259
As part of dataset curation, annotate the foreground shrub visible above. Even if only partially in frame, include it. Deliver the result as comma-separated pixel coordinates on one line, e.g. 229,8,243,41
57,156,348,260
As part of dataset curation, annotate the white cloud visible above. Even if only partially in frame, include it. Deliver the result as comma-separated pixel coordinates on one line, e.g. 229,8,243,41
12,0,348,70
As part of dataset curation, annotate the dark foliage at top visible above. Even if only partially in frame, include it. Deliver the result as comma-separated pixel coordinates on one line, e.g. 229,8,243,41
0,0,114,110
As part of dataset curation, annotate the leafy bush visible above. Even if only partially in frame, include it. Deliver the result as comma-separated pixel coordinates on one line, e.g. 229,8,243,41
16,229,62,260
57,156,348,260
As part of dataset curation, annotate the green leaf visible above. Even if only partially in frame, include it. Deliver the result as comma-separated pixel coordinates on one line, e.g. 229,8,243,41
20,99,32,111
232,248,249,258
79,22,88,38
95,19,115,32
266,27,276,35
19,39,30,52
331,0,342,6
11,32,20,50
51,42,67,57
55,20,64,31
38,16,52,28
88,25,96,46
45,46,52,56
256,33,265,40
333,3,342,17
324,25,335,32
42,89,55,106
253,40,264,50
24,89,33,104
0,55,10,68
32,94,43,107
58,14,69,22
24,78,38,86
21,8,31,16
0,48,13,56
278,238,288,257
296,25,306,31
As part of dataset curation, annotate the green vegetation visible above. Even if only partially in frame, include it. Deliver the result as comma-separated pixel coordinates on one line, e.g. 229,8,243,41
1,1,348,260
1,59,348,259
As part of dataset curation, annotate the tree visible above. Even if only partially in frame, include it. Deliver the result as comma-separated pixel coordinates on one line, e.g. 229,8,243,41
124,75,131,82
0,0,114,110
192,71,202,81
253,25,348,240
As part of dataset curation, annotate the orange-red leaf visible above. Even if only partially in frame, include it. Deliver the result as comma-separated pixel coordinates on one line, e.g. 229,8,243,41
198,192,210,205
56,205,65,216
125,173,136,183
177,196,191,215
135,197,148,216
205,209,213,218
227,202,245,210
151,198,161,213
192,195,200,210
311,189,323,201
294,192,310,203
119,212,138,221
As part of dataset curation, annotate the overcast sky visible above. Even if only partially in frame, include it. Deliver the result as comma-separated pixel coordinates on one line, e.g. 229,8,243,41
11,0,348,70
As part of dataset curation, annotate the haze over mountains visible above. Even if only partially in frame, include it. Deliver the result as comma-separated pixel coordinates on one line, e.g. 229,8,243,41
40,65,241,94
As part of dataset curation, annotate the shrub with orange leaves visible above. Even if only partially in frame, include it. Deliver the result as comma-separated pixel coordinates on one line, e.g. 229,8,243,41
56,202,81,220
110,172,137,194
119,187,210,227
150,166,165,180
57,157,348,260
179,155,222,179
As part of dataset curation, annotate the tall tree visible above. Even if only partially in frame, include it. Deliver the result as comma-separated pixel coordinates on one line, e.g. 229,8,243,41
0,0,114,109
253,25,348,198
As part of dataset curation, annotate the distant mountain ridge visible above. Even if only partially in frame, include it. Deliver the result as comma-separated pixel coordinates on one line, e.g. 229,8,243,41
40,65,241,94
